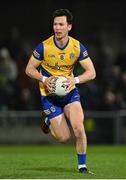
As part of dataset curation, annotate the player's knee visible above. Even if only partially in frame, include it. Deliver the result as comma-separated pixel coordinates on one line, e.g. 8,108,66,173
58,134,70,144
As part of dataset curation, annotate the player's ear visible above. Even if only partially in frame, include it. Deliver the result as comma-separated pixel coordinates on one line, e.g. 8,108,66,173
68,24,72,31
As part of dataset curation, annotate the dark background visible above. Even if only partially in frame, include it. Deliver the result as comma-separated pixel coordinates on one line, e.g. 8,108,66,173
1,1,126,41
0,0,126,109
0,1,126,143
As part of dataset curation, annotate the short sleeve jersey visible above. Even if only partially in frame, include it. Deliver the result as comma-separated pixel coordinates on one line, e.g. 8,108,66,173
32,36,91,96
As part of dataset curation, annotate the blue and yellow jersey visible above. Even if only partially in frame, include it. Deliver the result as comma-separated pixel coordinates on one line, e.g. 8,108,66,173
32,35,90,96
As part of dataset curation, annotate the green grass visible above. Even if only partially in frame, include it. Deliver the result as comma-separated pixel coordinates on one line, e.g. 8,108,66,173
0,144,126,179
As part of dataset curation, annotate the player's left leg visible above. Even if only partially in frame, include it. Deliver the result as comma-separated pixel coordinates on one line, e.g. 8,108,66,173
64,101,90,173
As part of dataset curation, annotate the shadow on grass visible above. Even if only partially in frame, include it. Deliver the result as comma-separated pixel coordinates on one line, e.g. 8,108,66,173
22,166,76,173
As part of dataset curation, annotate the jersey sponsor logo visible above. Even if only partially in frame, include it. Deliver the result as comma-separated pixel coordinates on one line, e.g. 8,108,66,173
83,50,88,57
54,62,60,70
69,53,75,59
33,50,40,59
47,62,74,70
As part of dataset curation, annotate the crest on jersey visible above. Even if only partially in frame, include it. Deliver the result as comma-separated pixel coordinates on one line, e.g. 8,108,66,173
69,53,75,59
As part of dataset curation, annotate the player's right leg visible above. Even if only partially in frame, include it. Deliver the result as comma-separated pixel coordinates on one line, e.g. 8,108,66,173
40,96,70,143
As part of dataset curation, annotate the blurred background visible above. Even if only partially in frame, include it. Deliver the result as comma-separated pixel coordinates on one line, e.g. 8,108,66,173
0,0,126,145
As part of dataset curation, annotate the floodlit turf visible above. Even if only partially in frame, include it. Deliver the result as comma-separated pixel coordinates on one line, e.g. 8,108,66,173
0,144,126,179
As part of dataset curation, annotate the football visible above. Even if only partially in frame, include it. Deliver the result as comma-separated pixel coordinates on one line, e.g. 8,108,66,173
52,76,69,96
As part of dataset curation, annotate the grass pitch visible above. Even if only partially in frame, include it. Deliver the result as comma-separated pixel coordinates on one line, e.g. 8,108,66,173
0,144,126,179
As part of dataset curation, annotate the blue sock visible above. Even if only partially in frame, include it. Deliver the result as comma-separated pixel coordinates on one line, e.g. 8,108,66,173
77,153,86,169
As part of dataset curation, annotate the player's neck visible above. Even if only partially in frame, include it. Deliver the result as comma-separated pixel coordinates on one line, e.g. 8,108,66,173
55,36,69,48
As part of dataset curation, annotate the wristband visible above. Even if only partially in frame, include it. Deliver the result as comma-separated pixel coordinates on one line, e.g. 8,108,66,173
41,76,47,83
74,77,80,84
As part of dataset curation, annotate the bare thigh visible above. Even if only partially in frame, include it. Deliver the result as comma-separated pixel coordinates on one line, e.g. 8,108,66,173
64,101,84,128
50,113,71,142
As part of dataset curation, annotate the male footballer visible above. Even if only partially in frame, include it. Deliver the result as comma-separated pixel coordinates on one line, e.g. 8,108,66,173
25,9,96,173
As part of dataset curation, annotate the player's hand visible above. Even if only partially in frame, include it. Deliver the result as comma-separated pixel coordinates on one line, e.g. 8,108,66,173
44,76,56,93
63,76,76,91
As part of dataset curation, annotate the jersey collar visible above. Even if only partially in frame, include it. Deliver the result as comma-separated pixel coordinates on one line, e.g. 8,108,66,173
53,36,69,50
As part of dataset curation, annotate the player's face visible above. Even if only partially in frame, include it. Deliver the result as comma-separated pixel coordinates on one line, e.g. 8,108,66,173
53,16,72,40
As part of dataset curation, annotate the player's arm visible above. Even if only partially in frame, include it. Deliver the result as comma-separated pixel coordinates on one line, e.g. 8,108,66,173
25,56,43,81
66,43,96,89
75,42,96,84
76,58,96,84
25,57,54,92
25,43,55,92
25,43,46,82
66,59,96,90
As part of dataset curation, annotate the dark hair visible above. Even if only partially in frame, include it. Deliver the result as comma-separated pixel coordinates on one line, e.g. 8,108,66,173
52,9,73,24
